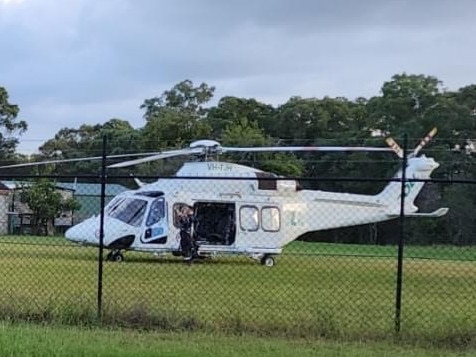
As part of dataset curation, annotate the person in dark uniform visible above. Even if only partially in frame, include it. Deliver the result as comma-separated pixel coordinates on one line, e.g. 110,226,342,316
178,206,196,264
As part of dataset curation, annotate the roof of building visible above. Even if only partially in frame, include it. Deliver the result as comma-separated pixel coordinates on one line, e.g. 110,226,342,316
0,181,128,196
56,182,128,196
0,181,10,190
0,180,74,191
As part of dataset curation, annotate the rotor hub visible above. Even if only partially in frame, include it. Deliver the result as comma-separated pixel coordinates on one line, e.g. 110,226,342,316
189,140,223,156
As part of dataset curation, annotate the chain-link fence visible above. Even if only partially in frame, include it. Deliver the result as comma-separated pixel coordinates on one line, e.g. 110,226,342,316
0,157,475,341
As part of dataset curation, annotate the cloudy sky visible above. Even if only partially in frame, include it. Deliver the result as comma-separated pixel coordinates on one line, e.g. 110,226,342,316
1,0,475,154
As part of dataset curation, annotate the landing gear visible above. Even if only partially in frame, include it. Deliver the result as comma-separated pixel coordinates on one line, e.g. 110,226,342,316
106,250,124,262
260,255,276,267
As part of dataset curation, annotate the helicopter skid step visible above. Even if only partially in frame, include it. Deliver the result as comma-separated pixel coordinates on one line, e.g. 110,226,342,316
197,244,282,255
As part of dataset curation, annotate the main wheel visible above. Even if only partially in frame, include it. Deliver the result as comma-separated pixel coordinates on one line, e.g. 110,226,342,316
260,255,275,267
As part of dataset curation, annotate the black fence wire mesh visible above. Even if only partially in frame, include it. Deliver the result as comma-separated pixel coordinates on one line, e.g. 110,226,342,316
0,152,475,340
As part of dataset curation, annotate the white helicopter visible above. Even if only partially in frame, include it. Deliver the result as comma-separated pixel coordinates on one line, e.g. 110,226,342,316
57,128,447,266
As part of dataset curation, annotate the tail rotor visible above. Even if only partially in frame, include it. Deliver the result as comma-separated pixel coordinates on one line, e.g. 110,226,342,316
385,127,437,158
385,137,404,158
412,127,437,157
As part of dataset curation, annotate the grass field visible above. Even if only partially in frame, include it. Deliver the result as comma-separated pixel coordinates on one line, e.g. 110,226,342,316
2,323,475,357
0,236,475,346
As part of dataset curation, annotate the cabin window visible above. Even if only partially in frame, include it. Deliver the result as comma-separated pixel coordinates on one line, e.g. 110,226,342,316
261,206,280,232
256,172,277,190
239,205,259,232
146,198,165,226
108,198,147,227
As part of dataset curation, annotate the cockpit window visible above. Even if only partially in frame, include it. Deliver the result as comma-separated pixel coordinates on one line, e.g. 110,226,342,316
107,197,147,227
105,196,126,215
146,198,165,226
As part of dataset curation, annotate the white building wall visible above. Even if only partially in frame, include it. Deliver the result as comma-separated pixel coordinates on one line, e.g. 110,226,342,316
0,192,11,235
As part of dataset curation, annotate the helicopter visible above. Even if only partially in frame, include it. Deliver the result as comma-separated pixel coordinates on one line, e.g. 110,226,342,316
55,128,447,267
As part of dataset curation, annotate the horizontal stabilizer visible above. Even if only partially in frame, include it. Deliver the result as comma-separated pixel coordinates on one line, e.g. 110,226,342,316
387,207,449,218
406,207,449,217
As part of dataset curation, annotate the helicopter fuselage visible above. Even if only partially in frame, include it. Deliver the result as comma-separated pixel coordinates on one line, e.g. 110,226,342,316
64,157,445,265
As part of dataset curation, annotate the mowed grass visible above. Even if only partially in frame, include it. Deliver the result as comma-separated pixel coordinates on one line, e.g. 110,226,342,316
0,236,475,345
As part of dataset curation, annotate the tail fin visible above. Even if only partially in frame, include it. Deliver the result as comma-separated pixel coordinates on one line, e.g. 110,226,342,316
379,127,440,212
377,155,439,212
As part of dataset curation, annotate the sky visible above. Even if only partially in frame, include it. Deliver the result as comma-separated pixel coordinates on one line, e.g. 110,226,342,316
1,0,476,154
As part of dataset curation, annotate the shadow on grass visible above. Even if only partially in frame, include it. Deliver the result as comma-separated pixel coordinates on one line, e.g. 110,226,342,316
0,241,263,267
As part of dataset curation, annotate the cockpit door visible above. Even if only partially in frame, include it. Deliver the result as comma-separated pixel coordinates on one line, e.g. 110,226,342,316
141,197,168,244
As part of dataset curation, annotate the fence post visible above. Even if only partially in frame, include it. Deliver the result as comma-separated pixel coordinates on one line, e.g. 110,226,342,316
394,134,408,332
97,135,107,319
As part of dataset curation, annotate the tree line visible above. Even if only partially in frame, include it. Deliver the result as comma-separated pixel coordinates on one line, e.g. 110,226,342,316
1,74,476,244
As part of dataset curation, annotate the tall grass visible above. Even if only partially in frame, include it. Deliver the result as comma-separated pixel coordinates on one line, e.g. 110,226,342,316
3,322,475,357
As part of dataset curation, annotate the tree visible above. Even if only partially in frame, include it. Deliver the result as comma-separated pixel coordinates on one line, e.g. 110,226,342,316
366,73,447,137
140,80,214,150
36,119,142,180
0,86,27,159
269,96,390,193
220,118,304,176
206,96,276,138
40,119,142,157
141,80,215,120
272,96,359,142
20,179,81,236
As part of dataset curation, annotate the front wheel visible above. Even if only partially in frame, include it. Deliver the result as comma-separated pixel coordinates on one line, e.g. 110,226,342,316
112,253,124,263
106,250,124,262
260,255,275,267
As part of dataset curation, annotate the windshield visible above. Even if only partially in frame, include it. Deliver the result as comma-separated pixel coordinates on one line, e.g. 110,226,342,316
146,198,165,226
106,196,147,227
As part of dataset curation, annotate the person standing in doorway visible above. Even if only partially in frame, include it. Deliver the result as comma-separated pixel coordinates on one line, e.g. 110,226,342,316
179,205,196,264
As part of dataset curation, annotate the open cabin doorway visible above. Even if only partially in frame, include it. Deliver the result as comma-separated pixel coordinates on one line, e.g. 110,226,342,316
193,202,236,246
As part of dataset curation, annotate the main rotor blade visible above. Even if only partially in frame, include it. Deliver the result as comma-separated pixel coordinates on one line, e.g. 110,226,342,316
108,148,203,168
0,152,162,169
221,146,392,153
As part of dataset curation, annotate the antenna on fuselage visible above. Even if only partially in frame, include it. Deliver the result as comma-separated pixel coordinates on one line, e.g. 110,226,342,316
129,173,146,187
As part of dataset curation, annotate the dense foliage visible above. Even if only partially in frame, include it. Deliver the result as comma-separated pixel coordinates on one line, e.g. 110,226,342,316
0,87,27,160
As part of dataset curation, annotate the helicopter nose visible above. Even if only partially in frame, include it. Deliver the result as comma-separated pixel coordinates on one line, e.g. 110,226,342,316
65,217,99,245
